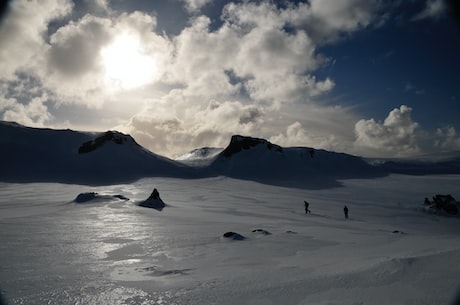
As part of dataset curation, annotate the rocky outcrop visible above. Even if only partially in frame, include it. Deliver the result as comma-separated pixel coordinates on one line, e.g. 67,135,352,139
73,192,129,203
138,188,166,211
424,194,460,215
220,135,282,158
222,231,245,240
78,131,134,154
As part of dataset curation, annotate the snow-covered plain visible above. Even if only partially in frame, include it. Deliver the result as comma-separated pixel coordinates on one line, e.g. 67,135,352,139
1,174,460,305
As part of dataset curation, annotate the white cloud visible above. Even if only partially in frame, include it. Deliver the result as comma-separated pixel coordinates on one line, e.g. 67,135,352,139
1,93,53,127
167,2,338,105
354,105,421,157
270,121,340,150
181,0,213,13
435,126,460,151
41,11,171,106
119,95,266,157
6,0,432,160
268,104,359,152
0,0,73,79
412,0,446,21
285,0,383,44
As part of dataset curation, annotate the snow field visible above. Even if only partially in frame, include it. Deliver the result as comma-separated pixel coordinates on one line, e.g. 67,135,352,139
0,174,460,305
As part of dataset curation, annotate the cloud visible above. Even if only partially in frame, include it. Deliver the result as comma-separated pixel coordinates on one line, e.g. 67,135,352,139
1,93,53,127
354,105,421,157
119,96,267,157
435,126,460,151
412,0,446,21
268,104,359,151
0,0,173,108
270,121,340,150
181,0,213,13
41,11,170,107
285,0,384,44
167,2,340,105
47,15,112,79
114,1,389,158
0,0,73,79
5,0,434,160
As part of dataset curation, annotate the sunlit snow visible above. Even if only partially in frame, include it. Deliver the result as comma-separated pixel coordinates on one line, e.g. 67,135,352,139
1,175,460,305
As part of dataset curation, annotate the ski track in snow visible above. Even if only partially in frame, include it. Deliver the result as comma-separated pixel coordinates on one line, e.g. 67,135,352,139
0,175,460,305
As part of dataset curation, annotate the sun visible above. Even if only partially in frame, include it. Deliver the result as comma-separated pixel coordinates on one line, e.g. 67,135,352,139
100,34,158,90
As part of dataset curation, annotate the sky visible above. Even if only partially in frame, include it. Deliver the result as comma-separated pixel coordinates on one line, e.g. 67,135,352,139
0,0,460,159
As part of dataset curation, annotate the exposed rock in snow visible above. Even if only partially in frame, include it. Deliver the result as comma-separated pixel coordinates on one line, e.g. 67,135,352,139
73,192,129,203
252,229,271,235
222,232,245,240
221,135,282,158
138,188,166,211
424,194,460,216
78,131,135,154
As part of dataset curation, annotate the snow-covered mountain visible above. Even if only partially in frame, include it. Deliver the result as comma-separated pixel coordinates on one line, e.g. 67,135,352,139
175,147,223,167
202,135,387,188
2,121,459,186
369,153,460,175
0,121,193,184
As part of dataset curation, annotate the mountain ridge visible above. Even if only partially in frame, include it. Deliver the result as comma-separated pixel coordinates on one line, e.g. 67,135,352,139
0,121,193,185
1,121,459,187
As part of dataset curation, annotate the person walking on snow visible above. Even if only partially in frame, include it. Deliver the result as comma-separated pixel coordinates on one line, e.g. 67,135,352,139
304,201,311,214
344,205,349,219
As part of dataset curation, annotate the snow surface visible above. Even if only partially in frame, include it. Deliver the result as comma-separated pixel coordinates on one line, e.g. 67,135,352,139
1,175,460,305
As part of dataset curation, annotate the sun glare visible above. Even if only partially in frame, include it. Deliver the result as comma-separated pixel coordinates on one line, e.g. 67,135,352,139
101,34,158,90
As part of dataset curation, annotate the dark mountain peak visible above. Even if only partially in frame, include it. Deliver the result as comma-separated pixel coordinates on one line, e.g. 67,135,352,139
221,135,283,158
78,130,137,154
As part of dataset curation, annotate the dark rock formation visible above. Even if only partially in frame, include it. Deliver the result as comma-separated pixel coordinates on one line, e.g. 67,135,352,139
252,229,271,235
221,135,282,158
78,131,132,154
424,194,459,215
73,192,129,203
138,188,166,211
222,231,245,240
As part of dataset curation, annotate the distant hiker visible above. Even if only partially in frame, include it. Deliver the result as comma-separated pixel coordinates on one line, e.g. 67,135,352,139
344,205,349,219
304,201,311,214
